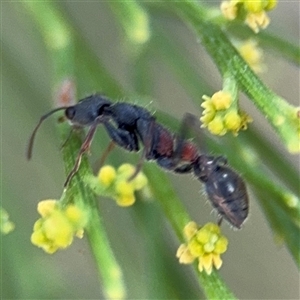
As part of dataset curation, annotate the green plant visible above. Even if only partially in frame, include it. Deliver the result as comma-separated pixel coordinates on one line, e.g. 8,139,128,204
2,1,299,299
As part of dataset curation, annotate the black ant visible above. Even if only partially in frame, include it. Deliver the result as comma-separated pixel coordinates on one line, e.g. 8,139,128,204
27,94,249,229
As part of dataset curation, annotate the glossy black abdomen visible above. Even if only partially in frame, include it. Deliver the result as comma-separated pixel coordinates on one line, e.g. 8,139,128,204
205,166,249,228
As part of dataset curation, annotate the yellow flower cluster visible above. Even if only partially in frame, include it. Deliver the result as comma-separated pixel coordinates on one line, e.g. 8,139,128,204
31,200,87,254
237,39,265,73
1,208,15,235
201,91,252,136
98,164,149,207
221,0,277,33
176,222,228,275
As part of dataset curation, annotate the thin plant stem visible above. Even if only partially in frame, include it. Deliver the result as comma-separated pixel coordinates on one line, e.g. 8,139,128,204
21,2,126,298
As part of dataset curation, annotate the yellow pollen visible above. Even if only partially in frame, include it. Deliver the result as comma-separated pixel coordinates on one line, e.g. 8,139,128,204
211,91,232,110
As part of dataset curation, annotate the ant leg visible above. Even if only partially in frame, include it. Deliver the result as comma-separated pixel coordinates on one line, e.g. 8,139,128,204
104,122,139,151
60,127,75,149
64,121,99,188
176,112,207,156
173,164,194,173
217,216,223,227
60,125,84,149
127,147,147,181
127,119,155,182
98,140,115,168
214,156,227,165
165,113,201,169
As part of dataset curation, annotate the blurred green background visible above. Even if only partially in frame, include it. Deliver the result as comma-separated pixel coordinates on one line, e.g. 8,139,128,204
2,1,299,299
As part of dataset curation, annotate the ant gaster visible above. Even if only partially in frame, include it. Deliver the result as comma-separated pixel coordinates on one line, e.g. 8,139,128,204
27,94,249,229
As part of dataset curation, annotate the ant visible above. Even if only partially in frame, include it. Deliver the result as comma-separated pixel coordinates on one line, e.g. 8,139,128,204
27,94,249,229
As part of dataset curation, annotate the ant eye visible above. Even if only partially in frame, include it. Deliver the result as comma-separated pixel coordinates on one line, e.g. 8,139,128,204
65,107,76,120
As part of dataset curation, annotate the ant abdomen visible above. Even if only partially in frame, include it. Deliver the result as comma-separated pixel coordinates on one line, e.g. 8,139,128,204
205,166,249,229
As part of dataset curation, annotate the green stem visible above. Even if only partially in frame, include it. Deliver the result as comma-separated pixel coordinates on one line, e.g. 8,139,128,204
199,271,236,300
60,126,126,297
227,24,300,66
152,27,212,98
144,164,237,300
74,36,123,97
244,128,299,193
108,1,151,45
22,2,126,298
165,0,300,153
143,165,190,239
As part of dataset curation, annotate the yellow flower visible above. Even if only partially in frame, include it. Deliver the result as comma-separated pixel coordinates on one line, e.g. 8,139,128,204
42,211,74,247
220,1,237,20
117,164,149,189
200,96,216,124
37,199,57,217
220,0,277,32
224,110,242,131
210,91,232,110
96,164,149,207
200,111,215,125
214,236,229,254
244,0,277,13
31,200,87,253
98,165,117,187
201,90,252,136
75,229,84,239
183,221,198,239
115,180,136,206
116,180,134,196
207,116,226,136
117,163,134,174
265,0,277,10
244,0,264,13
133,173,148,190
237,40,265,73
176,244,196,264
176,222,228,275
198,253,224,274
65,204,87,227
188,238,205,257
1,208,15,235
198,253,213,274
245,11,270,33
201,96,215,111
116,194,136,207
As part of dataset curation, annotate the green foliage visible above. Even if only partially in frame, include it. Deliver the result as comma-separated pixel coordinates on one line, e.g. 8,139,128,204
2,1,299,299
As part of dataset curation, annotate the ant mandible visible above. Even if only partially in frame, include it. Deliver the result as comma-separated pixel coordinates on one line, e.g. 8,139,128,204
27,94,249,229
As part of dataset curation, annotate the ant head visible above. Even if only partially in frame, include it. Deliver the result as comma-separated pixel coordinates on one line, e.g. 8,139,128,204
64,94,112,126
27,94,112,160
65,106,76,120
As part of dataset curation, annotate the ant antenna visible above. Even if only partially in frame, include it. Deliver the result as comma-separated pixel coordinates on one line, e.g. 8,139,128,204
26,107,68,160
